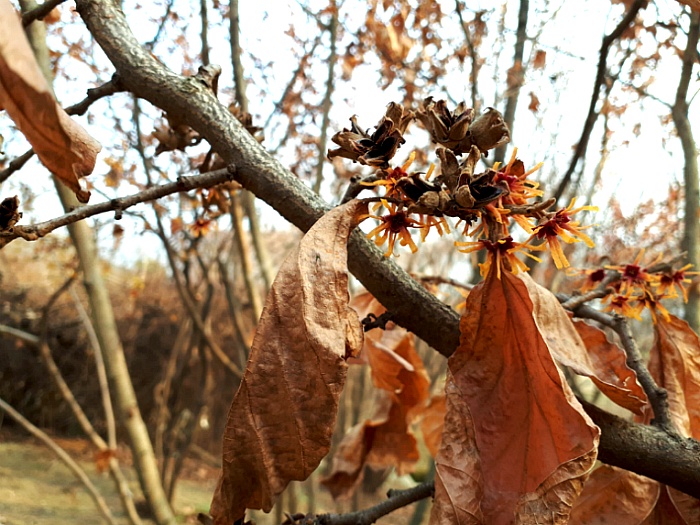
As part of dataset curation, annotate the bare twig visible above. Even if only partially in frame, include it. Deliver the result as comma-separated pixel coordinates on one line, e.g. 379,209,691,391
411,273,474,292
340,175,378,204
559,294,676,435
0,396,117,525
552,0,646,202
315,482,434,525
455,1,481,112
21,0,66,26
313,0,339,194
0,166,236,248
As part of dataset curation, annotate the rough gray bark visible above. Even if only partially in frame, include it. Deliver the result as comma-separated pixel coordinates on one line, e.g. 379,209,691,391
74,0,700,499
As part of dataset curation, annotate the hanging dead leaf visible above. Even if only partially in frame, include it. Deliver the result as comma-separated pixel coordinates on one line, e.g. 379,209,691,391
430,377,483,525
0,0,100,203
533,49,547,69
528,92,540,113
571,317,648,414
430,270,599,524
350,292,430,416
520,274,647,414
648,315,700,438
420,393,446,458
210,200,367,525
570,465,660,524
646,315,700,522
321,392,419,499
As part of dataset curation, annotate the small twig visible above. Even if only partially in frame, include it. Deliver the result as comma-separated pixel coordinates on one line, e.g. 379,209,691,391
21,0,66,26
361,312,395,332
412,273,473,292
315,482,434,525
341,175,378,204
561,270,620,310
0,165,236,248
0,77,124,183
559,294,677,435
0,396,117,525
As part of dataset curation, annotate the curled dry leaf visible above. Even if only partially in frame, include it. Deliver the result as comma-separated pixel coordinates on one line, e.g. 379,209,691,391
647,315,700,522
430,270,599,525
570,465,660,524
571,317,647,414
321,392,420,499
573,314,700,524
209,200,367,525
520,273,646,414
0,0,100,203
420,393,446,458
321,291,430,498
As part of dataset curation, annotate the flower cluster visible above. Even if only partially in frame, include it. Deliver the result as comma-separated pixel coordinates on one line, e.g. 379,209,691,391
329,99,599,279
573,251,698,322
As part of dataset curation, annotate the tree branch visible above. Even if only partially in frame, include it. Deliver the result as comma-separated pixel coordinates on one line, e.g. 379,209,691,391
316,482,434,525
73,0,700,498
0,166,236,248
552,0,646,202
21,0,66,26
559,295,675,434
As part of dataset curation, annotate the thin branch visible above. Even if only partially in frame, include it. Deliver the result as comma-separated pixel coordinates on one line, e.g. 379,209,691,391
559,294,676,434
21,0,66,26
454,1,481,112
0,396,117,525
0,77,124,183
313,0,339,194
0,166,236,248
316,482,434,525
552,0,646,202
0,323,39,345
411,273,474,292
263,36,321,130
229,0,247,112
70,287,116,450
494,0,529,163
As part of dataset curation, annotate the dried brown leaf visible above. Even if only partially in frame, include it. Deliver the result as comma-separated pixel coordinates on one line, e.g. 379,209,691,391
420,393,446,458
647,315,700,522
648,315,700,438
533,49,547,69
572,317,648,414
210,200,367,524
430,271,599,524
430,378,483,525
570,465,660,524
520,274,647,414
0,0,100,203
321,392,420,499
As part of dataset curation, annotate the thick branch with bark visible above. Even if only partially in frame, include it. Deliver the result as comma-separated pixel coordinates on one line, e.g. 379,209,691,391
74,0,700,500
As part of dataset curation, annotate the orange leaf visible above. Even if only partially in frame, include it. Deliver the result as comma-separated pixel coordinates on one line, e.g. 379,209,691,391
533,49,547,69
528,92,540,113
430,270,599,524
648,315,700,439
210,200,367,524
647,315,700,522
572,318,648,414
420,393,446,458
321,392,419,499
0,0,100,203
520,273,647,414
570,465,660,524
351,292,430,416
